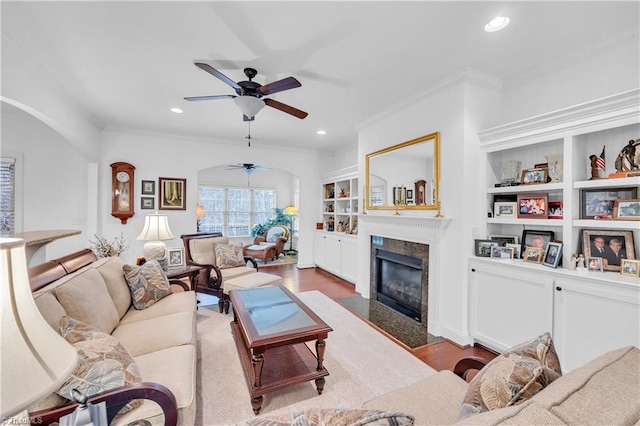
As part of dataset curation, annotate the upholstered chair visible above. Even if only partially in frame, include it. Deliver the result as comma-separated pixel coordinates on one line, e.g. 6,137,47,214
252,225,289,258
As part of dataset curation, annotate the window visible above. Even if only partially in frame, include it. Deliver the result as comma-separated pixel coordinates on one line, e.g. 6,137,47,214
0,157,16,234
199,186,276,236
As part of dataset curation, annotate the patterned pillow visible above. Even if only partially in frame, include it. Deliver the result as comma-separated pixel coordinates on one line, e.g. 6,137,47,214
214,244,246,269
122,260,172,310
459,332,562,420
57,316,142,413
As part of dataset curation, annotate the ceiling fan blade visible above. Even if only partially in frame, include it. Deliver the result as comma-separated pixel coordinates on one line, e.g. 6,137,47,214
258,76,301,95
184,94,236,101
194,63,241,90
253,165,271,171
264,98,308,119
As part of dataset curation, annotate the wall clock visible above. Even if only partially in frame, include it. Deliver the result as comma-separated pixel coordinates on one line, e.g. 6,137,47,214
110,162,135,224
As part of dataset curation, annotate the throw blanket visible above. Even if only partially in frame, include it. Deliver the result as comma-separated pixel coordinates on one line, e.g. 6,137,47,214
247,408,415,426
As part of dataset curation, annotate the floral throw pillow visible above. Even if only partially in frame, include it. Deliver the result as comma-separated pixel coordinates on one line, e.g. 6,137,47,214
122,260,172,310
57,316,142,413
458,332,562,420
214,244,246,269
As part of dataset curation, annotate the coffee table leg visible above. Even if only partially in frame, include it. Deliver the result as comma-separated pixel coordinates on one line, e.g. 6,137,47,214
315,338,326,370
251,353,264,388
315,377,325,395
251,395,263,414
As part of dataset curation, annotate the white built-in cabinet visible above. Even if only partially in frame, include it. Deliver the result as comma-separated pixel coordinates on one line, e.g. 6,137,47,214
469,89,640,371
315,166,359,284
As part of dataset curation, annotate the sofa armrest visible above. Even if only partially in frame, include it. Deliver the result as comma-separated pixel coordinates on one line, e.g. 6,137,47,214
453,356,489,382
253,236,267,245
168,279,190,292
29,382,178,426
244,256,258,269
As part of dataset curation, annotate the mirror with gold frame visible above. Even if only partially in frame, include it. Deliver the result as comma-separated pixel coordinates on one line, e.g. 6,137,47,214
365,132,440,211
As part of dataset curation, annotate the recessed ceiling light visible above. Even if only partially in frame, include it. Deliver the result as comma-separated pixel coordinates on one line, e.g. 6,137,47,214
170,107,183,114
484,16,510,32
316,130,326,135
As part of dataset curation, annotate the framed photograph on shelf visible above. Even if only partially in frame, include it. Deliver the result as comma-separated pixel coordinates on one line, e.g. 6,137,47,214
166,247,185,268
523,247,544,263
489,235,519,246
542,242,563,268
490,246,515,259
587,256,604,272
406,189,414,204
521,167,548,185
548,201,563,219
141,180,155,195
580,188,638,219
621,259,640,277
581,229,635,272
506,243,521,259
520,230,555,259
494,202,517,218
159,177,187,210
613,199,640,220
517,193,549,219
474,239,499,257
141,197,154,210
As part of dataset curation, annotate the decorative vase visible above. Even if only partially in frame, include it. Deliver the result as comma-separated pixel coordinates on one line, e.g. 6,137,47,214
545,153,563,182
500,160,522,185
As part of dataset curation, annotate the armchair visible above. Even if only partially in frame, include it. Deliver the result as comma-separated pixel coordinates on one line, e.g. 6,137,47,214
180,232,258,313
252,225,289,259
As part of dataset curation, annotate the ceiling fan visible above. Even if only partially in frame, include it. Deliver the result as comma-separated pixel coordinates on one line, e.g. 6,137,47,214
185,63,308,121
227,163,271,185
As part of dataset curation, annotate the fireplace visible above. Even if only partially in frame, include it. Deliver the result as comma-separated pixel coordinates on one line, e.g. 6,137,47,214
370,236,429,329
375,249,423,321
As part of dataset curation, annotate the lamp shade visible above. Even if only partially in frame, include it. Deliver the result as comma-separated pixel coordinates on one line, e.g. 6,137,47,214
1,238,77,420
233,95,265,118
284,205,298,216
196,204,205,218
136,213,174,261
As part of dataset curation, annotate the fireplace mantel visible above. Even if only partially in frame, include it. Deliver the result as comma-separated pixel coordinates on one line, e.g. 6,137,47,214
358,214,451,231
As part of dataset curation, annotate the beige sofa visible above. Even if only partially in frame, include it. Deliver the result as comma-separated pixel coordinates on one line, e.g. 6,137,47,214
28,249,197,426
359,345,640,425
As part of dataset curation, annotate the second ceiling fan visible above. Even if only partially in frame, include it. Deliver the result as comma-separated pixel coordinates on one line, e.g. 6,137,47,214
185,63,308,121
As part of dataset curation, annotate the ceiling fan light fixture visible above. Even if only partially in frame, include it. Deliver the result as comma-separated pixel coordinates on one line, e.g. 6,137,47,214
234,96,265,119
484,16,510,32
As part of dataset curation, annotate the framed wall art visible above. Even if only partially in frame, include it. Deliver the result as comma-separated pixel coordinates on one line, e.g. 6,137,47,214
159,177,187,210
520,230,555,259
166,247,185,268
580,188,638,219
494,202,517,218
613,199,640,220
517,193,548,219
474,239,499,257
521,167,548,185
141,180,155,195
621,259,640,277
581,229,635,272
542,242,563,268
141,197,155,210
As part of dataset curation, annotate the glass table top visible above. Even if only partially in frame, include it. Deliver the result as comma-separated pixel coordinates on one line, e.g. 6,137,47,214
235,286,316,336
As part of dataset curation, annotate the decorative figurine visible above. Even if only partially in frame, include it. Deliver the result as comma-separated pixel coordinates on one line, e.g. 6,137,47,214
615,139,639,172
577,253,586,270
569,253,578,271
589,146,606,179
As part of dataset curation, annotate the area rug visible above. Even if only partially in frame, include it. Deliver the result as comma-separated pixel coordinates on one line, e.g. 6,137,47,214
195,291,436,425
253,254,297,267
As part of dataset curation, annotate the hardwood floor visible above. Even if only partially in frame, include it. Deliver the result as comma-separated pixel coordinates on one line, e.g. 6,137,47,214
229,264,497,372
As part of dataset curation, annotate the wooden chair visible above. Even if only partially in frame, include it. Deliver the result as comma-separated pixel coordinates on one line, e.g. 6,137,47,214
181,232,258,313
252,225,290,259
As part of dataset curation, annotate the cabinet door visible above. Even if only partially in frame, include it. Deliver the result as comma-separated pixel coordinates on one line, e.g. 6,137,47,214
553,277,640,372
340,237,358,283
314,233,327,269
469,261,554,352
325,235,341,276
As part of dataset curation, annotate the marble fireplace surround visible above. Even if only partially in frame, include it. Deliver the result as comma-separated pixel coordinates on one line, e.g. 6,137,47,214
358,214,450,337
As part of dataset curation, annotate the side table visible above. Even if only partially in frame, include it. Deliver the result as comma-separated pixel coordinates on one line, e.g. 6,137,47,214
165,265,201,291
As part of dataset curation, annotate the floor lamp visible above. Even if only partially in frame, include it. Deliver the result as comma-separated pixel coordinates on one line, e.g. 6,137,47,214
283,205,298,255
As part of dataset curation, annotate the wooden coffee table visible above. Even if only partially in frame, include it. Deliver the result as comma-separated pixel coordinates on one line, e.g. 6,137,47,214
229,285,333,414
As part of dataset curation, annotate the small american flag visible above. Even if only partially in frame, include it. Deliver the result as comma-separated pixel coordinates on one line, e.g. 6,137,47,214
596,146,606,170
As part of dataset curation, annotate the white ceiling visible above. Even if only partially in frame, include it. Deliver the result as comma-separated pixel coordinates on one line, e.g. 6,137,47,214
2,1,638,154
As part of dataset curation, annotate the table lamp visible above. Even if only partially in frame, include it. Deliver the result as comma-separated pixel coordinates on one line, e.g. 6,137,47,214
137,212,174,264
283,205,298,254
196,204,205,232
1,238,78,421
